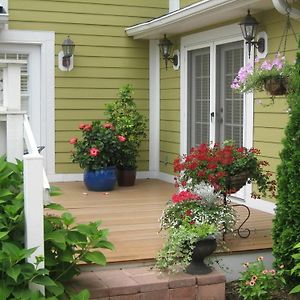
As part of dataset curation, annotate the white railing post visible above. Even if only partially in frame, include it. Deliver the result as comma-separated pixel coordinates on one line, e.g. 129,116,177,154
23,154,45,294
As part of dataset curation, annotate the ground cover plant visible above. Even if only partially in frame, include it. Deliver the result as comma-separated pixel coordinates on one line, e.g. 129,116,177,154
0,156,113,299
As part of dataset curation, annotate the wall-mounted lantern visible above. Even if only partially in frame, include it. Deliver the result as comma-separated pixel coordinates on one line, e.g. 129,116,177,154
159,34,180,70
240,10,266,58
58,36,75,71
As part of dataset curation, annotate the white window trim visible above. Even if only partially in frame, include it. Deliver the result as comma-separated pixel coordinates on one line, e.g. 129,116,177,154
0,29,55,177
180,23,275,213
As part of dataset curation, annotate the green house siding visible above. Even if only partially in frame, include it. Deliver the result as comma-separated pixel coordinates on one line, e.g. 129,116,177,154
160,37,181,173
9,0,168,174
180,0,202,8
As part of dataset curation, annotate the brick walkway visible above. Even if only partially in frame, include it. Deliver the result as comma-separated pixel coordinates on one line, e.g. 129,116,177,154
68,267,226,300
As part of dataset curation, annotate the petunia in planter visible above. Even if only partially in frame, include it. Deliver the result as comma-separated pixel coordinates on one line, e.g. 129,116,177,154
69,120,125,191
231,53,293,97
173,141,276,199
106,84,147,186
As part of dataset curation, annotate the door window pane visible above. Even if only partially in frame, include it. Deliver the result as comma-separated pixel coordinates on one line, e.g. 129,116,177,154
188,48,210,147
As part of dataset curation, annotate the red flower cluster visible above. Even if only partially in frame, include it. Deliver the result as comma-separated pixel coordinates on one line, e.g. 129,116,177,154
171,190,201,203
174,142,276,198
79,123,93,131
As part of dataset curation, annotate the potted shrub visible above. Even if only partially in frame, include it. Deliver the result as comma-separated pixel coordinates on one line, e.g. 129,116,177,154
69,120,125,191
106,84,147,186
173,141,276,199
156,182,236,274
231,53,293,98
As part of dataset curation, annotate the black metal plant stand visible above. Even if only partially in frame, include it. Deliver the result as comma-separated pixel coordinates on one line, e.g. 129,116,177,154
223,193,251,239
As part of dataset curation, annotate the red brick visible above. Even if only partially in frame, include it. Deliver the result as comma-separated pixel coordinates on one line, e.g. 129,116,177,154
95,270,140,296
109,294,141,300
69,271,109,298
130,272,169,292
197,283,225,300
170,286,197,300
123,267,155,276
140,289,169,300
195,269,226,286
168,272,196,288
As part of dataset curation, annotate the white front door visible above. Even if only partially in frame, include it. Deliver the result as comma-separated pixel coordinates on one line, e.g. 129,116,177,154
187,40,244,148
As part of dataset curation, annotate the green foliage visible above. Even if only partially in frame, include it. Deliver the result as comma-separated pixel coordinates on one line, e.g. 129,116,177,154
106,84,147,169
238,257,285,300
272,41,300,286
155,221,217,273
44,210,114,284
290,242,300,294
70,120,123,170
0,156,113,299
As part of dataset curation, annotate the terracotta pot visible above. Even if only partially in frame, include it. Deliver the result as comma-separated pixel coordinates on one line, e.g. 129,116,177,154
186,236,217,275
264,77,288,96
117,168,136,186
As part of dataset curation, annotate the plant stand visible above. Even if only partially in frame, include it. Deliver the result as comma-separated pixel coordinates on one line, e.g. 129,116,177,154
223,195,251,239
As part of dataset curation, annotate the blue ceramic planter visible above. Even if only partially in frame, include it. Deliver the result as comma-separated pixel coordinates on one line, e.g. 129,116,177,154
84,167,117,191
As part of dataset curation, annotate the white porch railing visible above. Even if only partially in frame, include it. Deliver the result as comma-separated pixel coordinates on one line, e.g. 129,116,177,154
0,59,48,294
23,114,48,294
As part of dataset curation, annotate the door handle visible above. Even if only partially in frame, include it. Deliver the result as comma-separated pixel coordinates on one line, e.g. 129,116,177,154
210,112,215,122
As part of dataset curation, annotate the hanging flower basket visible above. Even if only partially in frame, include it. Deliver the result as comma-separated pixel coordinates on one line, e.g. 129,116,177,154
264,77,288,96
226,170,250,192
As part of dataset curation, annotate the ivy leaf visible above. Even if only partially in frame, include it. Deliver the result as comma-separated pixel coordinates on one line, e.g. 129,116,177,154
84,251,106,265
7,265,21,282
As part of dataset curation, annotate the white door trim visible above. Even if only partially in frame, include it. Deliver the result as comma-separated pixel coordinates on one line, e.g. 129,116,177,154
0,29,55,176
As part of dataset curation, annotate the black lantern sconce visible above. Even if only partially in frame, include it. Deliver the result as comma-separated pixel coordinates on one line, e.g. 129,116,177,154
58,36,75,71
159,34,180,70
240,10,265,58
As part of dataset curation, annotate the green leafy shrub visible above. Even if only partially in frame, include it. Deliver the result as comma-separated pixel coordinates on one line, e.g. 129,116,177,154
0,156,113,299
272,41,300,286
290,242,300,294
106,84,147,169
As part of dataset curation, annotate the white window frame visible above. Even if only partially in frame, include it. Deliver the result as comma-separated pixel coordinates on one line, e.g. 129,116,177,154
0,29,55,176
180,24,275,213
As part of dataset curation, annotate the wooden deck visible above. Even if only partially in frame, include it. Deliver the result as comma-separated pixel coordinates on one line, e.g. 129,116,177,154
50,179,273,263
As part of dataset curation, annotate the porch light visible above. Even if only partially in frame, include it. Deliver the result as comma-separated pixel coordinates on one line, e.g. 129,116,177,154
159,34,179,70
240,10,265,58
58,36,75,71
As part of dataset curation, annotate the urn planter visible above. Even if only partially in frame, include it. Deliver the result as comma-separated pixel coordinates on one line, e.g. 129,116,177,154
84,167,117,191
186,235,217,275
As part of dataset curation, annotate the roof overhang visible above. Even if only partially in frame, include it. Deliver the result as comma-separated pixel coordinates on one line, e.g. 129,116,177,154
126,0,274,40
